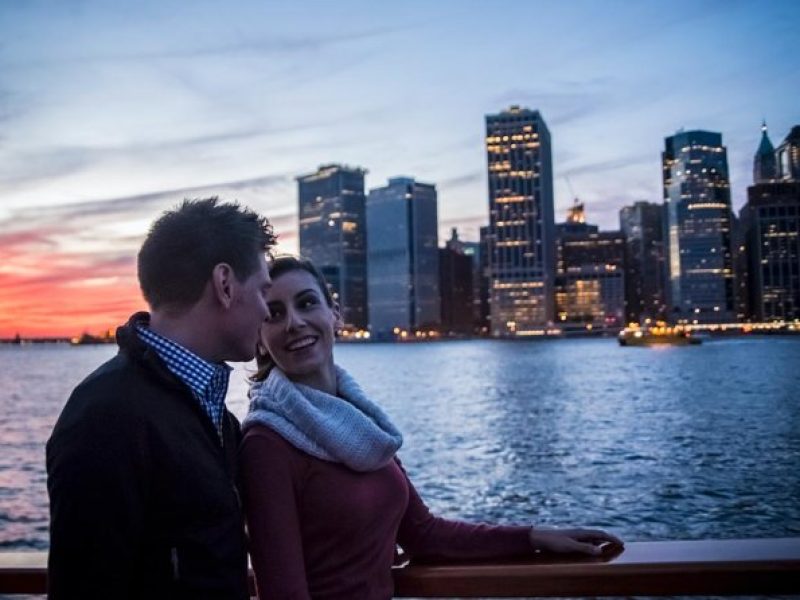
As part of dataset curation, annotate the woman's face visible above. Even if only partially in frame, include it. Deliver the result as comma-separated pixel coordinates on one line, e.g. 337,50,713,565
258,269,341,382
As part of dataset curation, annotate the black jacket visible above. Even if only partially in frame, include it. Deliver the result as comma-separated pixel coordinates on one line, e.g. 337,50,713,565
46,313,250,599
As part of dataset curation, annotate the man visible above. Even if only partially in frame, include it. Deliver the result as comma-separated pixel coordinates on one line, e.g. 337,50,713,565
46,197,276,599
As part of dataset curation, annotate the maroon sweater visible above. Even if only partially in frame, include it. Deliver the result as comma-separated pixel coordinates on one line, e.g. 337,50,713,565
239,425,533,600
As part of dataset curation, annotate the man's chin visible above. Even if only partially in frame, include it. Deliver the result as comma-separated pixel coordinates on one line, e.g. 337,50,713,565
229,346,257,363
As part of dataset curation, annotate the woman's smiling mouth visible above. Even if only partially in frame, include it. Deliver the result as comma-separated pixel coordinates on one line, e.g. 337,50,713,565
286,336,318,351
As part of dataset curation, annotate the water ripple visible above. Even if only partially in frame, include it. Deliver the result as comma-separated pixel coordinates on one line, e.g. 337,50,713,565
2,337,800,549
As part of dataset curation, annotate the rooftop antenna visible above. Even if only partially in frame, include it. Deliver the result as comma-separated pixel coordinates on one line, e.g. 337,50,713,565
564,175,577,203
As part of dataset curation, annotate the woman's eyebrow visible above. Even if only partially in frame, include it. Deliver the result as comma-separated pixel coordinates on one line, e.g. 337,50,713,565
294,288,318,298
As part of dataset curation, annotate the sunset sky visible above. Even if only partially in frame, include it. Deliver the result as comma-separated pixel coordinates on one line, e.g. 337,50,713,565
1,0,798,337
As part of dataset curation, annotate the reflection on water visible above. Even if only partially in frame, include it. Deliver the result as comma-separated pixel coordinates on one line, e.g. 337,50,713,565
1,337,799,550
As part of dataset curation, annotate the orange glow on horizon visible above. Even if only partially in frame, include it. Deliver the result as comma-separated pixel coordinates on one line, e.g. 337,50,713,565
0,223,298,340
0,242,145,339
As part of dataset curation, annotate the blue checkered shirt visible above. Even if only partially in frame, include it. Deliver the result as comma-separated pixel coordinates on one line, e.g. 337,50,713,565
136,325,231,442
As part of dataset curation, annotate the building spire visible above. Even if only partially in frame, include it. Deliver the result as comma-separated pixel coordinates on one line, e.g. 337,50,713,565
754,120,777,183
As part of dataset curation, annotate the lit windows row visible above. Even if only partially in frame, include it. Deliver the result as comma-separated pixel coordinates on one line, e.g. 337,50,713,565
493,195,529,203
687,203,729,210
679,145,724,153
489,170,536,178
486,133,538,143
492,281,544,289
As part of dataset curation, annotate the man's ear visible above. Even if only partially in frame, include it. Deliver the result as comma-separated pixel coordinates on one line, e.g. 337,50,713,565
211,263,236,309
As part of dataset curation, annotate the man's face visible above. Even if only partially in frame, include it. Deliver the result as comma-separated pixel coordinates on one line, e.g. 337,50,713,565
225,253,271,362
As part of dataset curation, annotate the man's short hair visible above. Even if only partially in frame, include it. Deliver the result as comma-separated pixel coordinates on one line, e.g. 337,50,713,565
138,197,276,310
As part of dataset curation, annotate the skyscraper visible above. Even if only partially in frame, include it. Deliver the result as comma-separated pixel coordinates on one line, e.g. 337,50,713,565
662,130,735,323
619,201,666,323
555,202,625,330
485,106,555,336
439,228,474,335
366,177,440,337
739,124,800,321
776,125,800,182
297,164,368,330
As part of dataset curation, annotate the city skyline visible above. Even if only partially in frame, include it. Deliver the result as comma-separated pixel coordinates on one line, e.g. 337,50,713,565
1,1,799,337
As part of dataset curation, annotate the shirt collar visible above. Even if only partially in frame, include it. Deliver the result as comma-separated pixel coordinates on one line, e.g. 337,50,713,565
135,324,231,401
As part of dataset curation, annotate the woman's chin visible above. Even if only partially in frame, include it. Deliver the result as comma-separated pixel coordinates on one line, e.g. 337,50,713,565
279,358,327,380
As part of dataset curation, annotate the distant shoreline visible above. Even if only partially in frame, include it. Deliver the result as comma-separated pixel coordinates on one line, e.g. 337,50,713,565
3,330,799,346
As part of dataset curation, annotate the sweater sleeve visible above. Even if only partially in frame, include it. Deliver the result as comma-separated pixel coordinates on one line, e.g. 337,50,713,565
239,427,311,600
395,462,533,562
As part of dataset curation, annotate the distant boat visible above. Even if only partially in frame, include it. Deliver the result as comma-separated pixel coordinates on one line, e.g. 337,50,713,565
618,322,701,347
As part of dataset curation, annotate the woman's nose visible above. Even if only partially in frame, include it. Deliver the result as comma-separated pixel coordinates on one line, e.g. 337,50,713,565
284,308,305,332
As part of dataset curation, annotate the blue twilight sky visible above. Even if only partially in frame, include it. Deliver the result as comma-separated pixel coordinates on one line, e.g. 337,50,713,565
1,1,798,267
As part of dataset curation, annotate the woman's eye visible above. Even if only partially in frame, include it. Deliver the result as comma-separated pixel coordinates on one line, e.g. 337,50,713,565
266,307,284,321
299,296,318,309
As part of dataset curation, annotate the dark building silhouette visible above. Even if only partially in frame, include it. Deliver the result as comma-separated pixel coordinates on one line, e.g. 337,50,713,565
662,130,735,324
555,202,625,329
298,164,368,330
732,210,750,321
738,124,800,321
619,201,666,323
366,177,440,337
486,106,556,336
439,228,474,335
460,240,482,333
477,226,492,334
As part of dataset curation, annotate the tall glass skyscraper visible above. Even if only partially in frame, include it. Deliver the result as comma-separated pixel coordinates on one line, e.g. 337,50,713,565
366,177,440,337
619,201,666,323
297,164,368,330
662,130,735,323
485,106,555,336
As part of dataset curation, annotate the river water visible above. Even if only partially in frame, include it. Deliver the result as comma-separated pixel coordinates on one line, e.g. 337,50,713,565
1,336,799,552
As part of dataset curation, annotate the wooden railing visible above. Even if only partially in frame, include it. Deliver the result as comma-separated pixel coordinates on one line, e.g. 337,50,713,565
1,538,799,597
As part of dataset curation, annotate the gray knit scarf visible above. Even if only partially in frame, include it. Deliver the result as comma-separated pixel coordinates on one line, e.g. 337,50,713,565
243,365,403,472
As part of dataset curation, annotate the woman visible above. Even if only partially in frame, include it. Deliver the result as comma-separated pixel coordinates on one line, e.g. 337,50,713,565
239,255,622,600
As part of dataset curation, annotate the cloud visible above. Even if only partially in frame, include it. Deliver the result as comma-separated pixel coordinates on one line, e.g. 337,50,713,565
559,154,655,179
0,248,142,338
2,26,406,69
439,213,488,233
0,104,389,194
8,173,292,226
492,80,614,127
438,171,483,190
0,129,290,191
0,228,60,252
0,173,300,336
